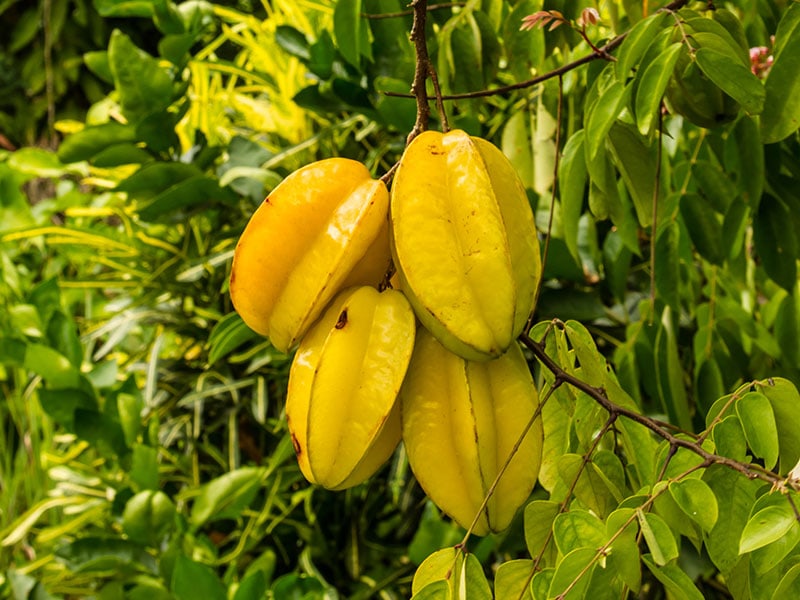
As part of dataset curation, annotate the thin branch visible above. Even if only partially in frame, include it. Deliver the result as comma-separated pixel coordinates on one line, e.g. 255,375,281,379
362,2,464,19
382,0,691,102
407,0,432,144
518,331,799,493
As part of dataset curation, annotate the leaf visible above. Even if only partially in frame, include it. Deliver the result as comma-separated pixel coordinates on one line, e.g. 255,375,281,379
773,563,800,600
586,81,631,160
108,30,174,121
669,479,718,531
635,43,683,135
558,454,617,518
641,555,705,600
411,581,449,599
680,193,723,265
637,510,678,566
732,116,764,208
616,12,670,80
274,25,310,61
547,547,596,600
190,467,265,526
57,122,138,163
208,312,261,364
137,175,237,222
494,560,533,600
754,194,798,292
558,131,588,264
524,500,560,559
739,504,797,554
655,306,692,431
756,378,800,474
564,320,606,385
722,200,751,260
412,547,458,595
606,508,641,592
695,47,765,114
761,8,800,142
607,122,656,227
704,465,761,573
171,555,227,600
735,392,780,470
654,221,680,312
553,510,607,555
333,0,370,68
775,293,800,367
233,571,267,600
749,493,800,574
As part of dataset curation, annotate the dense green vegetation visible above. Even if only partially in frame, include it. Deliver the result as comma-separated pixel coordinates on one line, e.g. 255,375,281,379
2,0,800,598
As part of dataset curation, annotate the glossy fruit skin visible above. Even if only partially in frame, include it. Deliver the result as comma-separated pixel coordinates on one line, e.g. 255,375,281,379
390,129,541,362
230,158,391,353
665,9,749,128
400,328,543,535
285,286,416,490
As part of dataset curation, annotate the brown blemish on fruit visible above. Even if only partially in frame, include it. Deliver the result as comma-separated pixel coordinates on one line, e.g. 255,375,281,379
335,309,348,329
290,431,302,456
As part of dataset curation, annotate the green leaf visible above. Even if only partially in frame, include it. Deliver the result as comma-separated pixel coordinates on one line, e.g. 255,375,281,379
773,563,800,600
208,312,260,364
655,306,692,431
735,392,780,470
654,221,681,312
669,479,718,531
495,560,533,600
754,194,798,292
524,500,560,559
711,415,748,463
722,200,751,260
704,465,761,573
637,510,678,566
57,122,138,163
558,131,588,264
411,581,449,599
548,547,596,600
564,319,606,385
739,504,797,554
553,510,607,555
412,547,458,595
749,493,800,574
641,555,705,600
274,25,310,61
233,571,267,600
635,43,683,135
108,30,174,121
137,175,237,221
775,293,800,367
761,8,800,142
122,490,176,545
171,555,226,600
732,116,764,208
607,122,656,227
557,454,616,518
695,47,765,114
333,0,370,68
680,193,723,265
616,12,670,80
453,553,492,600
190,467,265,527
756,378,800,475
606,508,641,592
586,81,631,160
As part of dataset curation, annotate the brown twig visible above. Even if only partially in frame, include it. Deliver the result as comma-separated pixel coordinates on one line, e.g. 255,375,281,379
382,0,692,102
518,330,799,493
362,2,464,19
407,0,433,144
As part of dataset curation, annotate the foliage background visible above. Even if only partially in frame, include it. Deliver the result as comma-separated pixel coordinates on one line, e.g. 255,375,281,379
1,0,800,598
